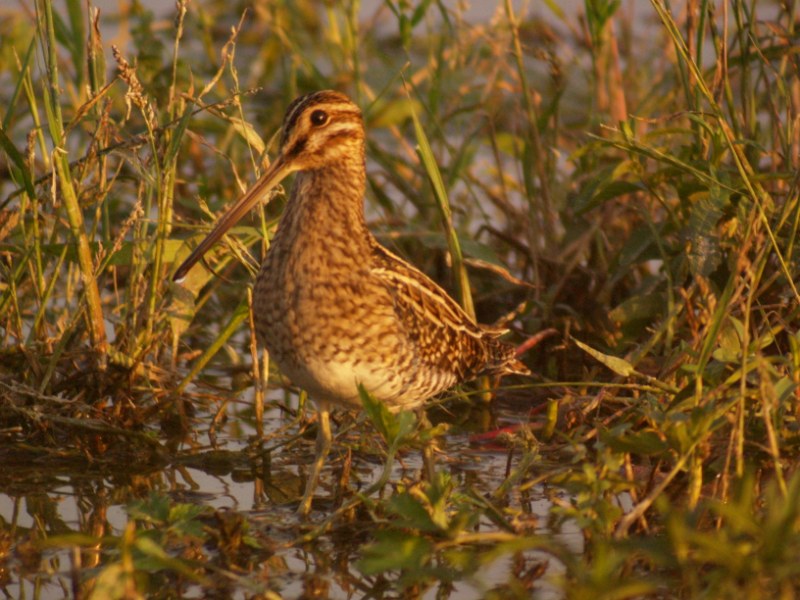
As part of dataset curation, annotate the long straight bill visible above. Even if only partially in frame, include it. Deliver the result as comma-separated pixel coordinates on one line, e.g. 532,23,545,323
172,155,294,282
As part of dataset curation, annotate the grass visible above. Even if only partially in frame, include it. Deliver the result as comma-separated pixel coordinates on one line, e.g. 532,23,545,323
1,0,800,597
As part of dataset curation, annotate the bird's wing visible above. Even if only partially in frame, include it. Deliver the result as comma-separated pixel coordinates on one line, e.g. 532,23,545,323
370,242,519,379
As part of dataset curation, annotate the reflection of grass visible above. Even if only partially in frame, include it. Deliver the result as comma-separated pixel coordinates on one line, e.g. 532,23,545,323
3,0,800,597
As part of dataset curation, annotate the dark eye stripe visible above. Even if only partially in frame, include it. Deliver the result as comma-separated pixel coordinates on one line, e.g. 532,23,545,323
285,120,361,158
286,136,307,157
321,128,361,144
280,91,360,147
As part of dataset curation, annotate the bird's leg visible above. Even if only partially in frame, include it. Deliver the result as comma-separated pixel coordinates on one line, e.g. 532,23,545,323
298,402,332,516
417,408,436,483
333,446,352,507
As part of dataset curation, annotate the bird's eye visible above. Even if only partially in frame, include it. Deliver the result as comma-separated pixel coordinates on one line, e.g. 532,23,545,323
310,110,329,126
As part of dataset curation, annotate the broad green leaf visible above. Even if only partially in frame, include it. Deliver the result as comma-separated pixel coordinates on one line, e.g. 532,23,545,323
357,531,432,575
712,319,742,363
133,537,207,581
0,125,35,199
601,429,668,455
387,493,440,533
359,385,417,447
88,564,130,600
686,187,727,278
359,385,392,441
574,338,635,377
609,294,664,327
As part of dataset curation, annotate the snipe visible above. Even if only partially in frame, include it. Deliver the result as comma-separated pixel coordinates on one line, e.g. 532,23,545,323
173,90,528,515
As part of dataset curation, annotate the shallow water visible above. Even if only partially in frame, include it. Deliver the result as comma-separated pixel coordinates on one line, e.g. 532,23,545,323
0,389,581,599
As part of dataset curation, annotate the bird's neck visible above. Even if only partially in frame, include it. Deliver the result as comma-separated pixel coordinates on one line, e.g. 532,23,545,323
279,161,370,246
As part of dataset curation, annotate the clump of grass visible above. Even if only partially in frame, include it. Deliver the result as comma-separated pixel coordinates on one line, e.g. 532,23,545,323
2,0,800,597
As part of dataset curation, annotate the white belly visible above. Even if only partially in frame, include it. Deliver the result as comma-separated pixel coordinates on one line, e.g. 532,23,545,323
276,354,411,408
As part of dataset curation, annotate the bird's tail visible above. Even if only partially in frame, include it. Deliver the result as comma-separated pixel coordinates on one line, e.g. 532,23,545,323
483,335,531,376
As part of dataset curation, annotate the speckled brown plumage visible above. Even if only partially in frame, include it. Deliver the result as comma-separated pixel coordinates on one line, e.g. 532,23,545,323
173,90,528,514
251,91,526,409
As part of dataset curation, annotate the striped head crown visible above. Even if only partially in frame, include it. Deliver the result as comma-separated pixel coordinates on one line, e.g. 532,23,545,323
276,90,365,169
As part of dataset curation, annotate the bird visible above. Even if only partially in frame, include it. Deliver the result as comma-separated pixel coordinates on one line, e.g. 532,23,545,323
173,90,528,515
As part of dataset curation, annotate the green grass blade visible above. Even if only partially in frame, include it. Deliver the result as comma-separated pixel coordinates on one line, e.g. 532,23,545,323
406,90,475,318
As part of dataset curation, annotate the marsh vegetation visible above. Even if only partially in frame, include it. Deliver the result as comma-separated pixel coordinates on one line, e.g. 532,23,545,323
2,0,800,597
